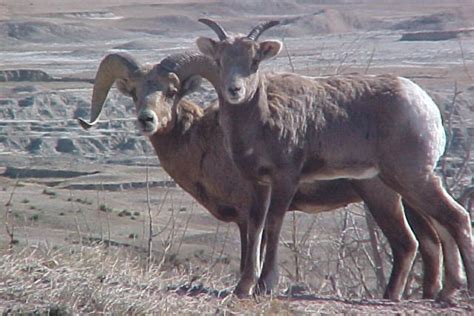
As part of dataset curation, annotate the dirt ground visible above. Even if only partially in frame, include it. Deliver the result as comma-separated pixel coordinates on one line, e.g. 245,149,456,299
1,0,474,314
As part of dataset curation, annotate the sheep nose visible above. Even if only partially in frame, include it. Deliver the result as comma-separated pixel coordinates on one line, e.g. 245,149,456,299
228,85,241,97
138,111,155,124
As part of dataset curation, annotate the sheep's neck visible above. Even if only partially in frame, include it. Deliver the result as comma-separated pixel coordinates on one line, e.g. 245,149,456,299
218,78,271,171
220,77,270,132
148,105,200,173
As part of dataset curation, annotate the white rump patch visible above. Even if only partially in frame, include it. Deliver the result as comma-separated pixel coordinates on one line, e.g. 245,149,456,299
398,77,446,161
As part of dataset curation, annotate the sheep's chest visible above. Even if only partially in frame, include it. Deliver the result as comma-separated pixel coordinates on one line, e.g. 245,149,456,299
230,145,274,184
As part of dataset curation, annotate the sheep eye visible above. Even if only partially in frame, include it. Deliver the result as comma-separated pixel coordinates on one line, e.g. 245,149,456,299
250,59,259,72
130,89,137,101
165,89,176,98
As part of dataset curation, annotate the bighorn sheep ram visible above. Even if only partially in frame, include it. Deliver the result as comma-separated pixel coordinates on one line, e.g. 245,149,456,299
79,52,454,300
195,19,473,301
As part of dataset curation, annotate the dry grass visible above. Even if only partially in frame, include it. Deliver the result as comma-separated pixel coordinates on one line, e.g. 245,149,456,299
0,243,298,314
1,234,473,315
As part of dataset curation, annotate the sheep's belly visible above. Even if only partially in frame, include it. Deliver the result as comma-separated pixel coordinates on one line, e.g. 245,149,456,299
299,166,379,182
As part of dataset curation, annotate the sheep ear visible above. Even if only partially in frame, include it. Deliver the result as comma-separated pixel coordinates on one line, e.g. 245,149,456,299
196,36,219,58
258,40,282,61
168,72,181,94
180,75,202,97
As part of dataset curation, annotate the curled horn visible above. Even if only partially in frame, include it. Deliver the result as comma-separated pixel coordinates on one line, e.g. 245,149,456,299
78,53,140,129
247,20,280,41
198,18,229,41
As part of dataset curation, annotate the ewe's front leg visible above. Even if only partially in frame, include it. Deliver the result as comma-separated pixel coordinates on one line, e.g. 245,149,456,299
237,222,248,274
234,183,271,298
256,183,297,295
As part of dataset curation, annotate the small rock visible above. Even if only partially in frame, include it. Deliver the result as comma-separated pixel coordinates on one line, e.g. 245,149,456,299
26,138,43,152
56,138,76,153
18,96,35,107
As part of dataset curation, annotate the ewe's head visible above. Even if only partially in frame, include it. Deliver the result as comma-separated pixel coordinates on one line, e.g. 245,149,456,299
196,19,282,105
78,53,201,136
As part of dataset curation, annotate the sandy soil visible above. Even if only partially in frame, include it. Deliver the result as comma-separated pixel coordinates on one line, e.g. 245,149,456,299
1,0,474,313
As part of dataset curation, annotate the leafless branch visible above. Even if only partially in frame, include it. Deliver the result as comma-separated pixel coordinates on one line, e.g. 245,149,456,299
365,209,386,293
458,38,472,81
4,178,20,248
364,45,376,75
282,37,295,73
146,159,153,269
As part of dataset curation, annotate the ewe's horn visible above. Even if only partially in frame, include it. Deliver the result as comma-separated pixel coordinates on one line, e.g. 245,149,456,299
198,18,229,41
247,20,280,41
78,53,140,129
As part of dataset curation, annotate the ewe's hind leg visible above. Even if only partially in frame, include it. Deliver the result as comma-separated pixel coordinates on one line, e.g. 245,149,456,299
404,206,442,299
352,179,418,301
430,220,464,301
406,208,464,300
386,174,474,300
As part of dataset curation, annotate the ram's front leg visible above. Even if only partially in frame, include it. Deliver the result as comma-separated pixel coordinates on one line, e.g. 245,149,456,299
234,182,271,298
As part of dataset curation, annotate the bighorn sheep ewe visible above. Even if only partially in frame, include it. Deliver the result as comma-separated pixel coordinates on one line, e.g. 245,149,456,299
79,52,451,300
196,19,473,301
